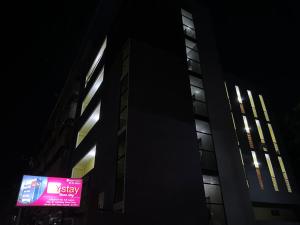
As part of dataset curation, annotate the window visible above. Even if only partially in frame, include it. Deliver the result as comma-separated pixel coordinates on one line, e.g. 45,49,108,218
71,146,96,178
115,132,127,203
81,67,104,114
200,150,217,171
243,116,254,149
76,103,101,147
181,9,196,39
259,95,270,122
192,101,207,116
265,154,279,191
251,151,264,190
247,90,258,118
187,59,202,74
195,119,211,134
185,39,200,62
255,120,267,151
197,132,213,151
235,86,245,113
189,75,203,88
85,38,107,87
267,124,280,154
278,156,292,193
191,86,205,102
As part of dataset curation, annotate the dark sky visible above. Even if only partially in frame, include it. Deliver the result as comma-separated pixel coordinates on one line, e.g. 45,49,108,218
1,0,299,220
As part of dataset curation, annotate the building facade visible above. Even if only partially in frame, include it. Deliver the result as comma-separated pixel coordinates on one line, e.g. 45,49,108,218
22,0,299,225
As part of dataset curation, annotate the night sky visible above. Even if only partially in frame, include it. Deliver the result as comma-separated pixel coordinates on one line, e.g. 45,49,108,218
1,0,299,221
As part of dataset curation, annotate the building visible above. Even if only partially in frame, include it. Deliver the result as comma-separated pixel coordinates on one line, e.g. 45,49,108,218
22,0,300,225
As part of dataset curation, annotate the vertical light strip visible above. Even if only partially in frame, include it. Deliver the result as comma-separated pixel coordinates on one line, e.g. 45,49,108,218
251,151,264,190
85,37,107,87
265,154,279,191
267,124,280,154
81,67,104,115
235,86,243,103
224,82,232,110
243,116,250,133
235,86,245,113
255,120,267,151
243,116,254,149
278,156,292,193
239,148,249,188
247,90,258,118
259,95,270,122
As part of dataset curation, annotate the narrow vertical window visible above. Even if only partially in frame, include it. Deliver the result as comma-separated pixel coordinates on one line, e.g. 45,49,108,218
265,154,279,191
251,151,264,190
255,120,267,151
247,90,258,118
278,156,292,193
259,95,270,122
85,38,107,87
243,116,254,149
81,67,104,114
76,103,101,147
235,86,245,113
71,146,96,178
267,124,280,154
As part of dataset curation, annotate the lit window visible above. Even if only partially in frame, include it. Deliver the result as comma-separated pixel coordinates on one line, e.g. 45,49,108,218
195,119,211,134
265,154,279,191
255,120,267,151
278,156,292,193
76,103,101,147
251,151,264,190
267,123,280,154
259,95,270,122
85,38,107,87
81,67,104,114
235,86,245,113
181,8,193,19
247,90,258,118
243,116,254,148
189,75,203,88
71,146,96,178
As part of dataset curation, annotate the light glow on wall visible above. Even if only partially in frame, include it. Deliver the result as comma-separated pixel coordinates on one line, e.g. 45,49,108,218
85,38,107,87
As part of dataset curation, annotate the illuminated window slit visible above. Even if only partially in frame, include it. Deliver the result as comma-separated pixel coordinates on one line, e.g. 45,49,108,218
278,156,292,193
265,154,279,191
251,151,264,190
247,90,258,118
259,95,270,122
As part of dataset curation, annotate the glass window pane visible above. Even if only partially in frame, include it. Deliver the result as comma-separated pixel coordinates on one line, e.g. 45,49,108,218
181,9,193,20
193,101,207,116
185,39,198,51
187,59,202,74
195,119,211,134
204,184,223,204
85,38,107,86
182,16,195,29
203,175,219,185
183,25,196,39
197,132,213,151
189,76,203,88
81,67,104,114
207,204,226,225
186,48,200,62
72,146,96,178
76,103,101,147
200,150,217,171
191,86,205,102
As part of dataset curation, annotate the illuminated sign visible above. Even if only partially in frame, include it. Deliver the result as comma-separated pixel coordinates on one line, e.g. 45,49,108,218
16,175,82,207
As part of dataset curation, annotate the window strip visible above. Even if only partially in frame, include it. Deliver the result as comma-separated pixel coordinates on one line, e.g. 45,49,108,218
278,156,292,193
265,154,279,191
